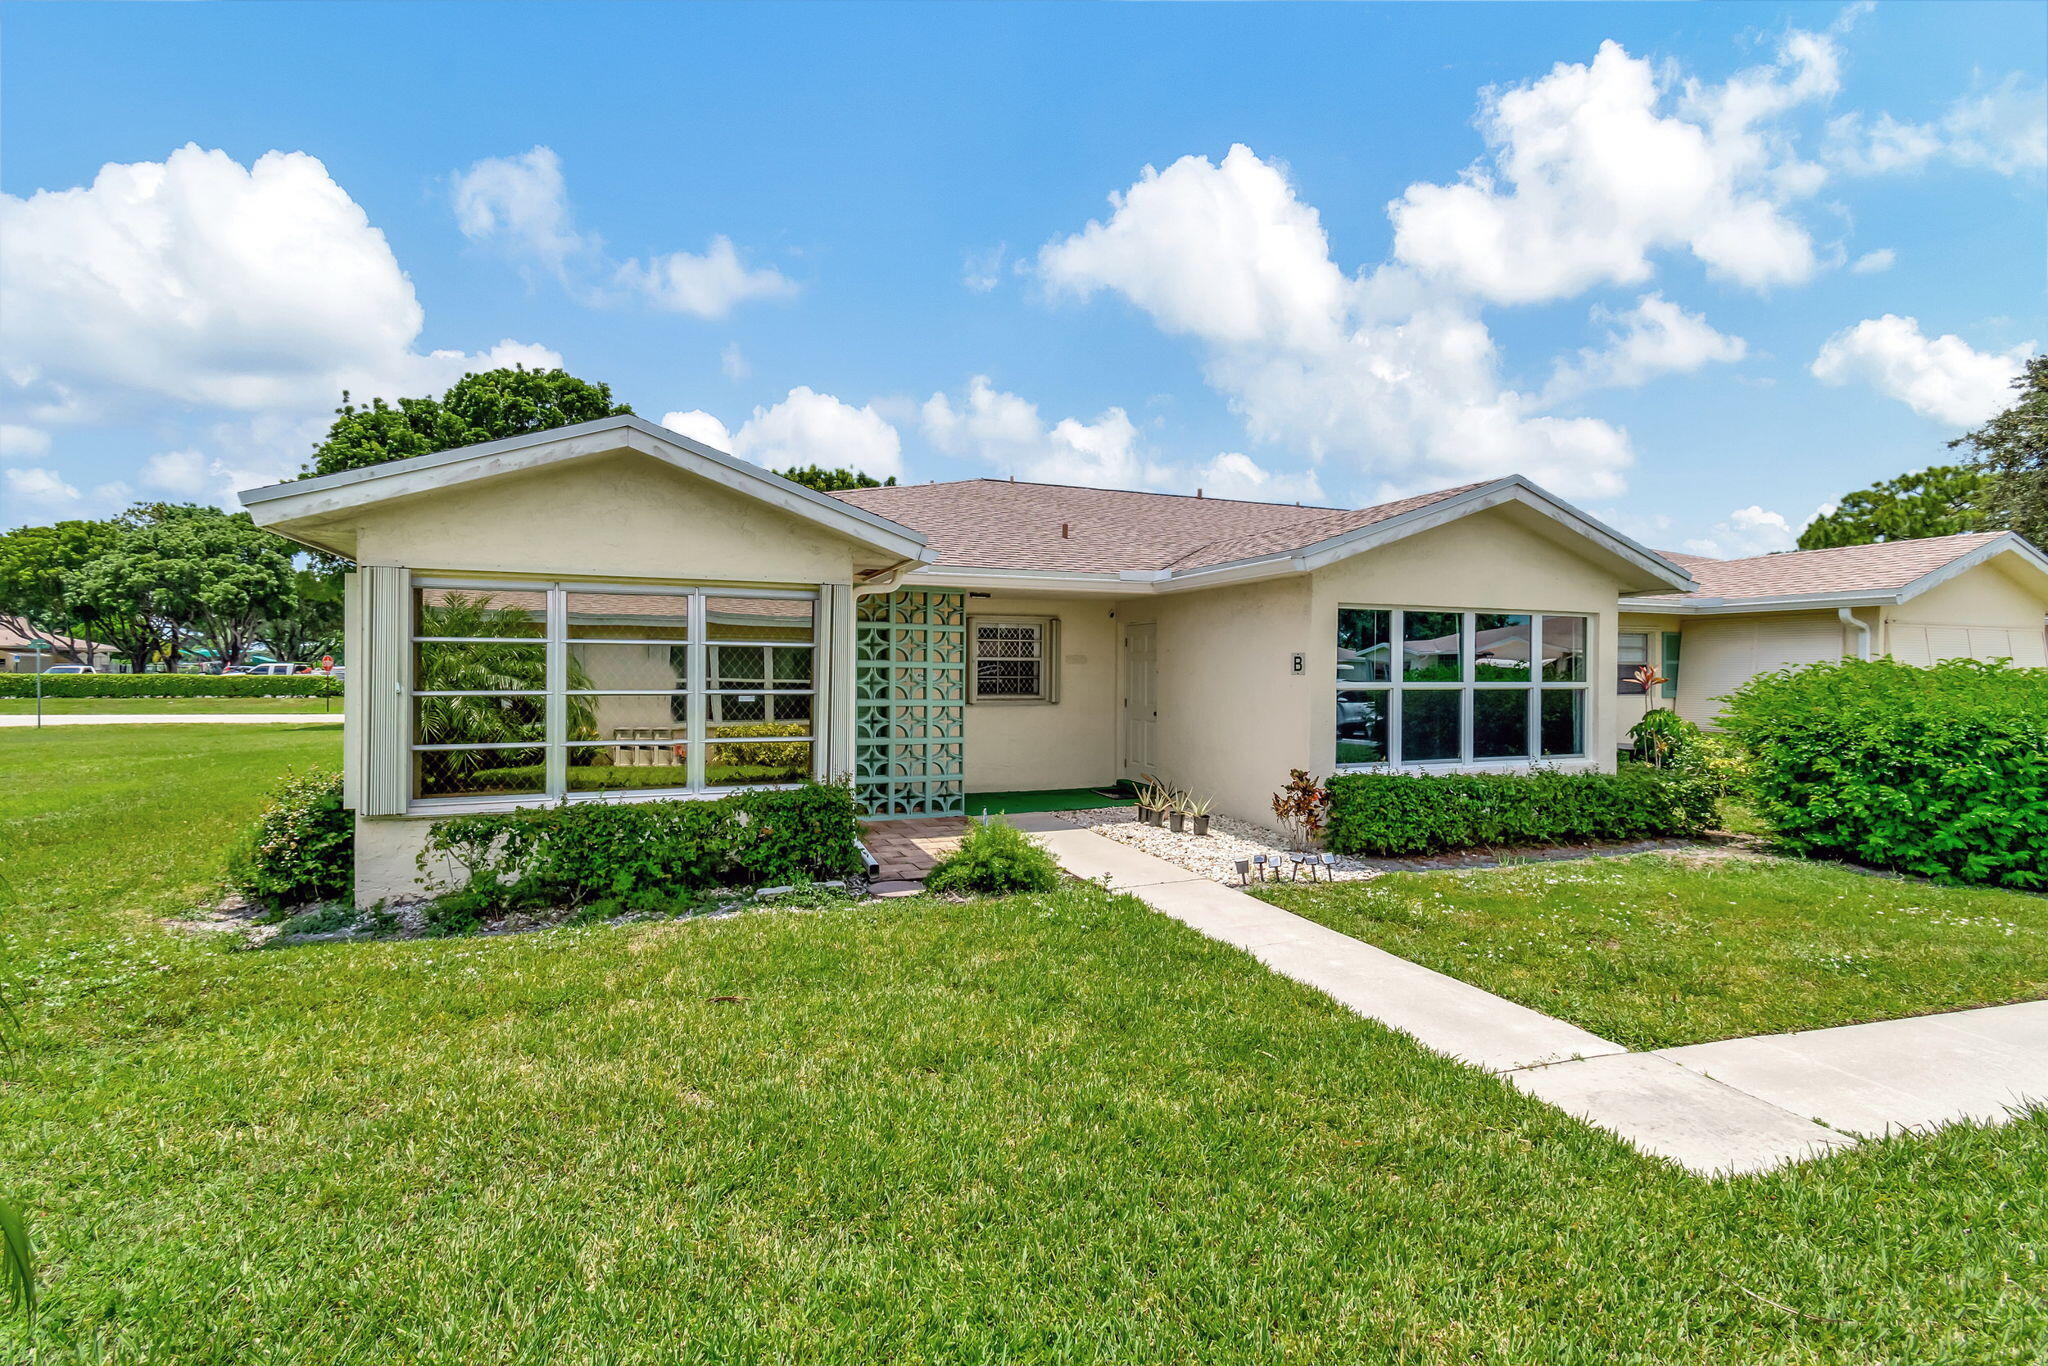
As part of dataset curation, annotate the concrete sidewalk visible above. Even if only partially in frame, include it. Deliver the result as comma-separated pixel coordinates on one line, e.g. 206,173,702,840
0,712,344,727
1011,812,2043,1176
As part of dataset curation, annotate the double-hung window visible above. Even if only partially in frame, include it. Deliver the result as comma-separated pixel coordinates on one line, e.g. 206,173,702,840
1336,607,1590,768
411,580,817,805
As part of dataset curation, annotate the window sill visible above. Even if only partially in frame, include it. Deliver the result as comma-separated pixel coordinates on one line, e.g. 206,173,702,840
1332,756,1600,777
397,781,809,819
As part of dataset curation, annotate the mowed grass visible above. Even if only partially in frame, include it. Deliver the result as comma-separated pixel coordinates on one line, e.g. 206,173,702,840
1257,853,2048,1050
4,729,2047,1362
0,695,340,715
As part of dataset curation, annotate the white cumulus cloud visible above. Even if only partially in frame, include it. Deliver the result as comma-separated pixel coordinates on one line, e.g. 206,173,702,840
921,374,1321,501
2,144,556,423
1037,146,1637,499
1682,504,1813,559
454,145,795,319
1387,34,1834,304
1828,76,2048,176
4,466,80,508
665,388,902,478
0,424,50,462
1849,248,1896,274
1545,294,1746,402
1811,315,2032,428
659,409,734,451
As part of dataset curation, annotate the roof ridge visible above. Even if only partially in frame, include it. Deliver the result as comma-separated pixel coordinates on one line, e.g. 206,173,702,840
850,475,1346,514
1162,479,1499,571
1711,531,2005,566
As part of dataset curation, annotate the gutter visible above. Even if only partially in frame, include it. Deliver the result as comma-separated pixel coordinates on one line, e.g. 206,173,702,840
1838,607,1872,660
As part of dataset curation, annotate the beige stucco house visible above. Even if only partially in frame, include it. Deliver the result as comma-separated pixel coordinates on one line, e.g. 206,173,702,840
239,415,2048,905
1615,532,2048,733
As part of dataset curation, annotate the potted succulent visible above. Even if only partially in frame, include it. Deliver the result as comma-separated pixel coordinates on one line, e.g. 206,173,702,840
1136,779,1167,826
1167,789,1188,833
1184,793,1213,836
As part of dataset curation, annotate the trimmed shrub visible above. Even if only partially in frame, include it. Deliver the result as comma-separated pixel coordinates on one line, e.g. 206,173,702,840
1324,765,1717,857
1719,657,2048,889
924,816,1063,895
421,781,864,915
0,673,341,699
228,770,354,907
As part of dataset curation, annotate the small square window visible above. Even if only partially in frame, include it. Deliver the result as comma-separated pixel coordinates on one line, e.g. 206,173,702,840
970,617,1058,702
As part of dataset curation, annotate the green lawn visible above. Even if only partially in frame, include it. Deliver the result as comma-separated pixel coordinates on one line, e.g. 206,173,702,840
4,728,2047,1361
0,695,340,715
1257,853,2048,1050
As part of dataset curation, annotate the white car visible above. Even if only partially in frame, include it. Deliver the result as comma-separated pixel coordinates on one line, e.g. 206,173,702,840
238,662,307,676
42,664,97,674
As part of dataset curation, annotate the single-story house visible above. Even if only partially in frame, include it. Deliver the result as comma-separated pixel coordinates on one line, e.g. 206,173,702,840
1616,532,2048,733
237,415,2048,905
1,626,116,672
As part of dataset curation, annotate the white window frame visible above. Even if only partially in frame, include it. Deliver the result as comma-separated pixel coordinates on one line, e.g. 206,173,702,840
968,615,1060,705
408,577,820,813
1617,630,1651,695
1335,606,1592,771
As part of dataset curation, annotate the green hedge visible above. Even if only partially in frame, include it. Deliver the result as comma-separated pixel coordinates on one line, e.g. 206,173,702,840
1324,765,1717,857
422,781,864,914
1720,657,2047,889
0,673,342,699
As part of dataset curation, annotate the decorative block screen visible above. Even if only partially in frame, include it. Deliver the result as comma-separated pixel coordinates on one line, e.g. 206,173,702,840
854,588,966,817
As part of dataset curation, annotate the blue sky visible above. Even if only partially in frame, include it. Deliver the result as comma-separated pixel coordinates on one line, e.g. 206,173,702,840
3,0,2043,556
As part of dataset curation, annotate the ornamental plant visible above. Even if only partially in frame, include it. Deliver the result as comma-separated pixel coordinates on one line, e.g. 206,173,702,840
227,769,354,908
924,816,1062,896
1719,657,2048,888
1271,769,1330,849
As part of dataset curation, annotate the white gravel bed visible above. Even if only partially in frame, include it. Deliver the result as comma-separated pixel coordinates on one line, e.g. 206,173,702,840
1050,806,1379,886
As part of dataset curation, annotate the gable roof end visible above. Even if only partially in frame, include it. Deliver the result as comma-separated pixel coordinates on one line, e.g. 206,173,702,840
237,414,933,563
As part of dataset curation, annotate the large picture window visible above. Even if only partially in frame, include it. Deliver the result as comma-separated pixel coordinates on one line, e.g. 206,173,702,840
1337,607,1589,768
411,580,817,804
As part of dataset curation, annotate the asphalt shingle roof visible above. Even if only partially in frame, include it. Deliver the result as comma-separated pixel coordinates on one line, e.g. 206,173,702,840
831,478,1489,574
1626,532,2011,605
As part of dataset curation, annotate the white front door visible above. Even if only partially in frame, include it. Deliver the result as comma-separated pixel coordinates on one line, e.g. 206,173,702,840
1122,622,1157,780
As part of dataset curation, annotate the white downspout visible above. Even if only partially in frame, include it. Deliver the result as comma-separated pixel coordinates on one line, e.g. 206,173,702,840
1838,607,1871,661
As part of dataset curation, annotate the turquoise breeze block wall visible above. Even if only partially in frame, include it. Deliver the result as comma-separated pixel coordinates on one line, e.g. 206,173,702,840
854,588,966,817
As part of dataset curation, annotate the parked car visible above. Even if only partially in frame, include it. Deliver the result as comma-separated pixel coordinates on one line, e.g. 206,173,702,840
239,662,307,676
42,664,97,674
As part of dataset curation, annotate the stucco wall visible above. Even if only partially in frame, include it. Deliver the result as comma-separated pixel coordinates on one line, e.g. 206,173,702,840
960,593,1120,794
1309,505,1631,770
1673,610,1851,726
1114,576,1315,834
350,450,860,586
354,816,460,907
1884,560,2048,667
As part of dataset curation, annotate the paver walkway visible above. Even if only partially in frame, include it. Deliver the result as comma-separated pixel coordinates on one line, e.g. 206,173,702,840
0,712,344,727
1010,812,2046,1176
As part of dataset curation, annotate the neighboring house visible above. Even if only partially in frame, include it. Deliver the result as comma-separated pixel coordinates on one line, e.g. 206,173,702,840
236,415,2048,905
0,626,116,672
1616,533,2048,734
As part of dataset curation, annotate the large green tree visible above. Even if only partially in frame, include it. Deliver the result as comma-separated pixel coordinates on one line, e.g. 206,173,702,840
1952,355,2048,546
305,366,632,479
1796,465,1995,550
775,465,897,493
259,568,346,664
0,519,121,660
66,505,295,669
